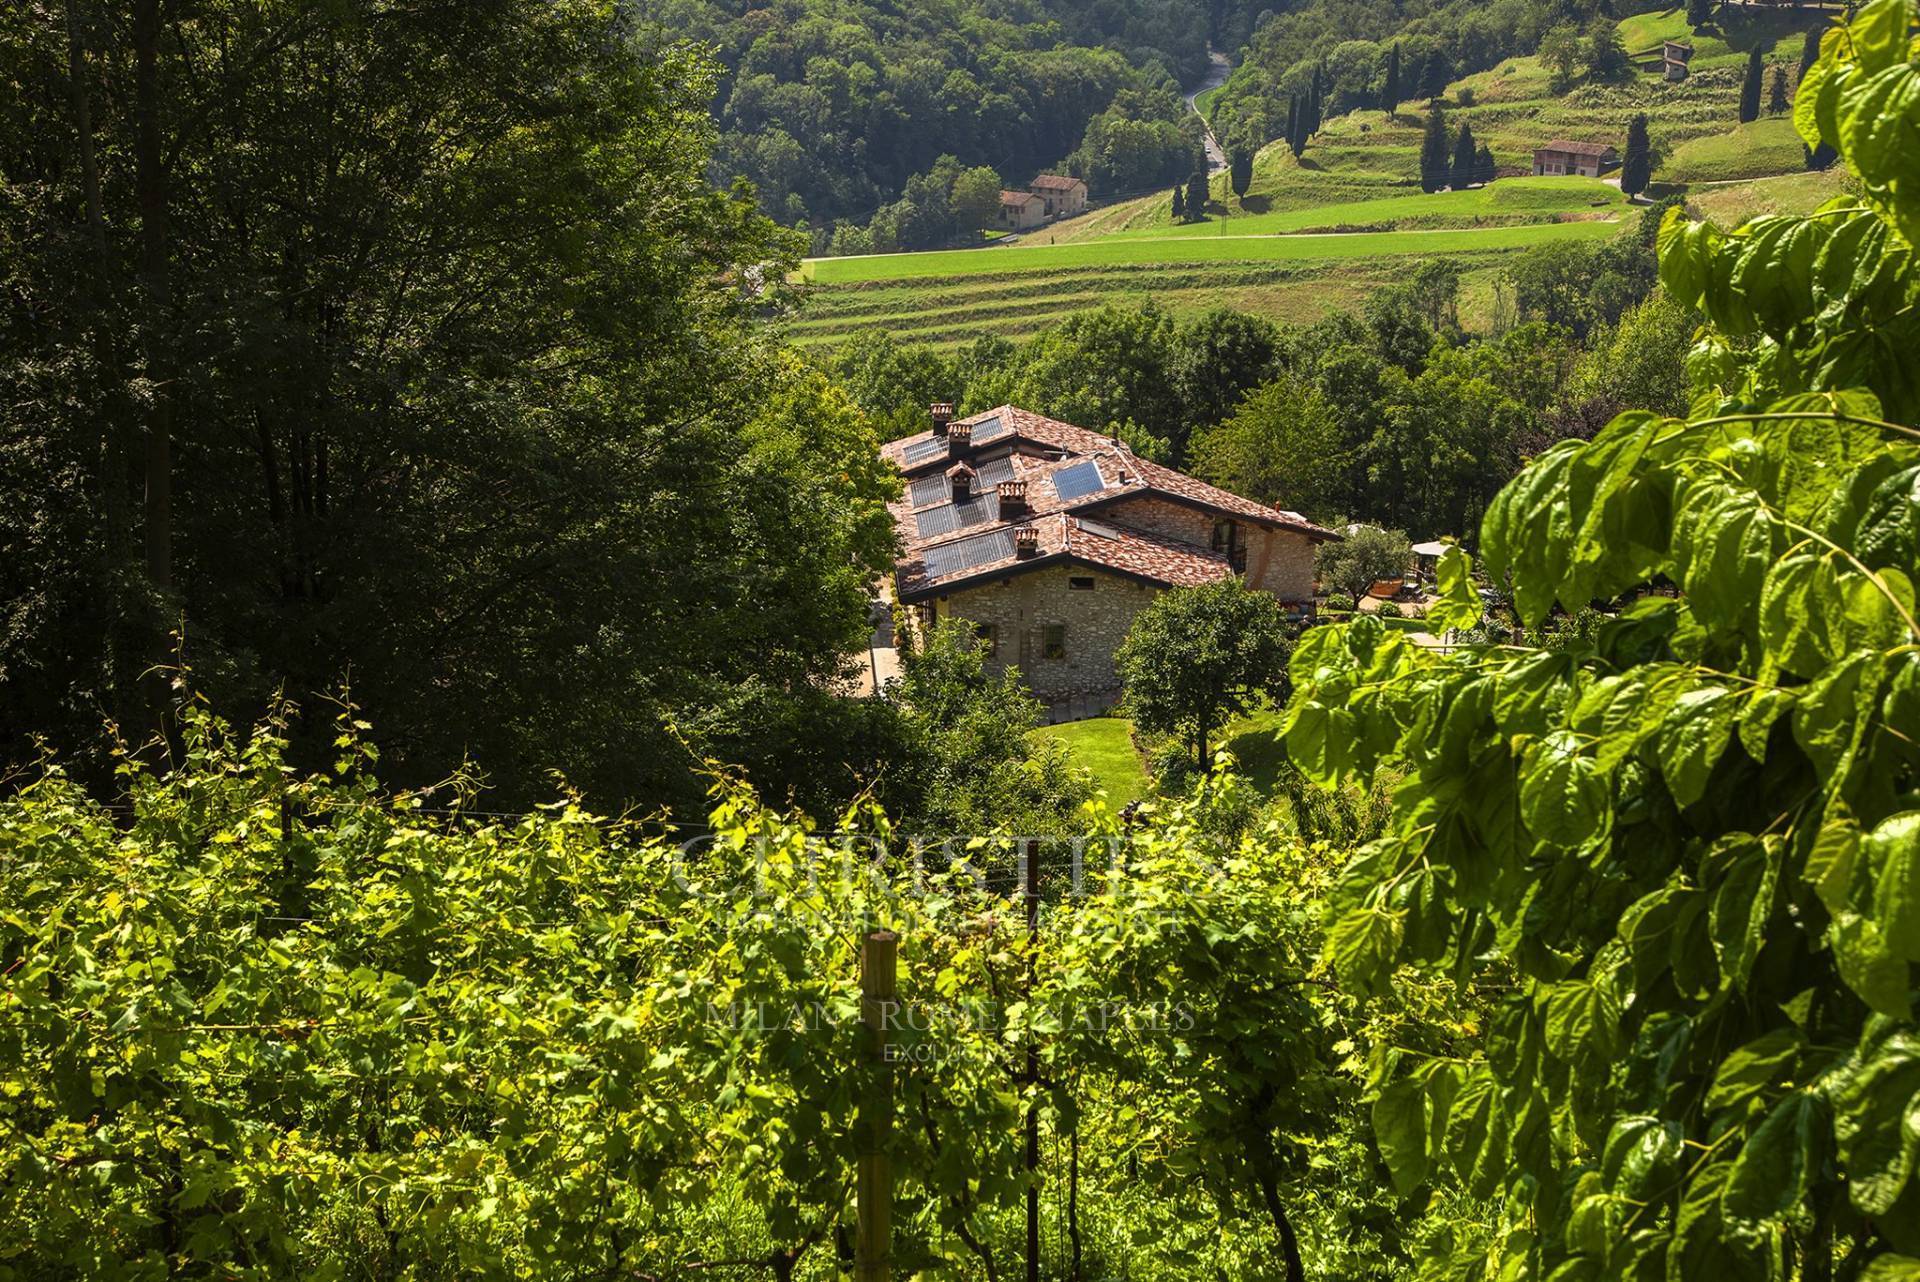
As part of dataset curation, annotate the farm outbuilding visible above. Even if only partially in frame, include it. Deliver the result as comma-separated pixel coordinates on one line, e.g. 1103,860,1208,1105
1532,140,1620,177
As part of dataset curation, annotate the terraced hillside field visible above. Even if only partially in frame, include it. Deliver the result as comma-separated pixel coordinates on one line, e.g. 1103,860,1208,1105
789,219,1621,348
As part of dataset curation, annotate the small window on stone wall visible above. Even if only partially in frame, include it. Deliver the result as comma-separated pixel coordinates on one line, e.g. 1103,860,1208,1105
1042,624,1067,660
975,622,998,659
1068,576,1095,591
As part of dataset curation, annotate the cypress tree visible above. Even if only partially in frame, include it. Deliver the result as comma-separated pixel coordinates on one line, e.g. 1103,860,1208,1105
1451,120,1477,189
1187,170,1209,218
1422,50,1450,101
1474,142,1497,186
1384,43,1401,113
1308,66,1322,136
1172,184,1184,220
1621,112,1650,197
1286,94,1299,152
1768,63,1789,113
1230,145,1254,200
1420,106,1450,193
1739,46,1763,123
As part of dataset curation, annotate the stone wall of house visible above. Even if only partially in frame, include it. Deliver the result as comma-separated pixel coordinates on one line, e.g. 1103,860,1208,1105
1101,495,1214,545
933,564,1156,698
1246,528,1318,602
1097,495,1318,603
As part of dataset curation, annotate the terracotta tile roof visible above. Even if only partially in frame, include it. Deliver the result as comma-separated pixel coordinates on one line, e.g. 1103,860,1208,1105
1029,174,1086,191
892,513,1234,600
1538,140,1619,157
1000,190,1042,208
1065,517,1235,588
882,404,1337,600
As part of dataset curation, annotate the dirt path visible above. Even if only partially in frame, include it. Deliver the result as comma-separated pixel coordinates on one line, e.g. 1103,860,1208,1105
1185,49,1231,174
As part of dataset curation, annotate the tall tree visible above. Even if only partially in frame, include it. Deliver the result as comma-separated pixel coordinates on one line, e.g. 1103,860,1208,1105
1739,45,1764,122
1620,112,1651,197
1172,182,1186,220
1230,145,1255,200
1474,142,1498,186
1421,49,1450,100
1420,106,1451,193
1285,93,1299,149
1451,120,1478,189
1384,43,1402,113
0,0,894,809
1187,170,1211,218
1768,62,1790,113
1686,0,1714,27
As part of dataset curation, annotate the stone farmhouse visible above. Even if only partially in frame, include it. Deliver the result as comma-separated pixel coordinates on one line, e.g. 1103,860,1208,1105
998,190,1046,230
1531,140,1620,177
881,405,1336,713
1027,174,1089,219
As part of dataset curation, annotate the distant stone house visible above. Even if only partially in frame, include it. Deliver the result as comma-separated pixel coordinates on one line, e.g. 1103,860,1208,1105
881,405,1336,713
998,190,1046,231
1532,140,1621,177
1028,174,1089,219
1662,40,1694,80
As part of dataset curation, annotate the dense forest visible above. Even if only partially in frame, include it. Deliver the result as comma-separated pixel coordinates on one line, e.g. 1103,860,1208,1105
4,0,1920,1277
640,0,1261,247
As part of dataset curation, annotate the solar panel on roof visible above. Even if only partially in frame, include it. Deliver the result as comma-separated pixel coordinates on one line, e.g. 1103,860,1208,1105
914,493,998,538
971,414,1008,445
902,435,947,466
1052,460,1104,501
975,456,1016,488
909,475,948,507
922,530,1016,580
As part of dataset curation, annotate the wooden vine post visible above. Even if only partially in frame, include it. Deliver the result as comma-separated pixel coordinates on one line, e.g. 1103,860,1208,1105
857,929,898,1282
1024,840,1041,1282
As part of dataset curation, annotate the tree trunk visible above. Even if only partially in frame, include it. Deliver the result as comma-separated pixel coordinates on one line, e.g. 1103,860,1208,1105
133,0,172,594
1068,1126,1083,1280
1250,1137,1305,1282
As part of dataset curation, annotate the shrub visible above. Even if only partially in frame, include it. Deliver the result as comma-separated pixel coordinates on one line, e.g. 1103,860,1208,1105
1325,592,1356,613
1377,601,1404,618
1457,86,1476,106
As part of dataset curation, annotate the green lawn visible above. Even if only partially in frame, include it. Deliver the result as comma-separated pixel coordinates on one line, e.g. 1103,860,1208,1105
1100,176,1621,239
1217,707,1290,794
800,220,1621,285
1658,114,1808,182
1031,716,1152,808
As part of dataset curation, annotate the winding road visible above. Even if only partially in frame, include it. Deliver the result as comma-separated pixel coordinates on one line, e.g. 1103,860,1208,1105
1185,49,1231,173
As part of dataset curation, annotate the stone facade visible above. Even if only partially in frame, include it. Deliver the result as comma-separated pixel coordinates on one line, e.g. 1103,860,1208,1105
929,564,1155,699
1099,495,1317,603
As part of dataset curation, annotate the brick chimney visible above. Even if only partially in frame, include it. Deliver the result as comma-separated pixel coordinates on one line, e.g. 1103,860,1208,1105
930,402,955,437
996,479,1027,517
1014,525,1039,558
947,460,976,501
946,420,972,458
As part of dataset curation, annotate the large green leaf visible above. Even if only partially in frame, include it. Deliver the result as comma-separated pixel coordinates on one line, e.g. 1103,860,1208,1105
1831,1028,1920,1217
1722,1090,1829,1221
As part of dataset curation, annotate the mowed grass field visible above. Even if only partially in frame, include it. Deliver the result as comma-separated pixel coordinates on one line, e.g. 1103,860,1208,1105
791,221,1620,347
801,220,1619,285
